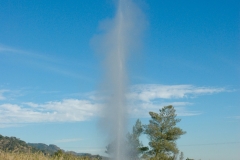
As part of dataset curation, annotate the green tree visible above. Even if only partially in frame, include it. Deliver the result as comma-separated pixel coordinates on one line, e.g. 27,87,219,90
53,150,64,158
126,119,148,159
179,152,184,160
144,105,186,160
105,119,148,159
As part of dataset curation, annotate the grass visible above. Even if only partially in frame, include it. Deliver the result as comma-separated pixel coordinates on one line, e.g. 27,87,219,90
0,151,101,160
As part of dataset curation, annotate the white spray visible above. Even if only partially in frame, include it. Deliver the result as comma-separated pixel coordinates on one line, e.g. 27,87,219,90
93,0,146,159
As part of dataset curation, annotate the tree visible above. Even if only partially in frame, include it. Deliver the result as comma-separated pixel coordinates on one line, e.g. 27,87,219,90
105,119,148,159
179,152,184,160
126,119,148,159
53,150,64,158
144,105,186,160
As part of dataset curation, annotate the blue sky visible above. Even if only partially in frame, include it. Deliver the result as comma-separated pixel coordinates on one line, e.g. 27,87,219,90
0,0,239,159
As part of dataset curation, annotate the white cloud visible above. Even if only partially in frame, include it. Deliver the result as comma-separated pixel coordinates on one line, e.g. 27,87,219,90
128,101,200,118
129,84,225,102
126,84,225,117
0,84,226,127
0,99,100,127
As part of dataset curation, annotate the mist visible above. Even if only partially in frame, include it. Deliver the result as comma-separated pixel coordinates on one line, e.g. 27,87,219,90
93,0,146,159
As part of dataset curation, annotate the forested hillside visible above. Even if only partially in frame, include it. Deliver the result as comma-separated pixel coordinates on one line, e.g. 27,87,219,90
0,134,104,159
28,143,61,155
0,134,38,153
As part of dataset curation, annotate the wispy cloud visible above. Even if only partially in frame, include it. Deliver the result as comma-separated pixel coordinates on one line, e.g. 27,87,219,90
0,45,19,53
126,84,226,117
0,44,55,63
128,101,201,118
227,116,240,120
0,44,91,80
0,84,226,127
0,89,23,102
55,138,83,143
0,90,8,100
129,84,225,102
234,116,240,119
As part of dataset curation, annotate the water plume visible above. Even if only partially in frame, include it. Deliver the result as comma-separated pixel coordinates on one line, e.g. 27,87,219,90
93,0,146,159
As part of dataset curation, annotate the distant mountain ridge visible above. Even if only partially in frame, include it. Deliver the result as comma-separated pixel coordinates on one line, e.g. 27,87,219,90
27,143,61,155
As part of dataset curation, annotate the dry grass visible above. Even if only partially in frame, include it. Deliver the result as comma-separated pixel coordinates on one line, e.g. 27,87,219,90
0,151,99,160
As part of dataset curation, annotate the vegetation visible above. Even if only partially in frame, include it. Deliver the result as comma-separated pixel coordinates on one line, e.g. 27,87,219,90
144,105,186,160
28,143,61,155
106,105,186,160
125,119,149,159
0,134,103,160
179,152,184,160
0,150,102,160
0,105,186,160
0,135,38,153
105,119,148,159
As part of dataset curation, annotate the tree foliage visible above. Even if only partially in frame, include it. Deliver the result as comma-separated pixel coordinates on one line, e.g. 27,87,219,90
105,119,148,159
179,152,184,160
0,134,38,153
126,119,149,159
105,105,186,160
144,105,186,159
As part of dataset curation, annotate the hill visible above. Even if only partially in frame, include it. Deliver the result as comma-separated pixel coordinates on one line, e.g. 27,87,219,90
0,134,38,153
0,134,105,159
28,143,61,155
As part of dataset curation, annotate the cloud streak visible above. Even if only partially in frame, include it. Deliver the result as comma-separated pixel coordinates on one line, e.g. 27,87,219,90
0,44,91,81
129,84,225,102
55,138,83,143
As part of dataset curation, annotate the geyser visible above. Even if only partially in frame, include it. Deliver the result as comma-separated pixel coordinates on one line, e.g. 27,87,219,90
94,0,146,159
